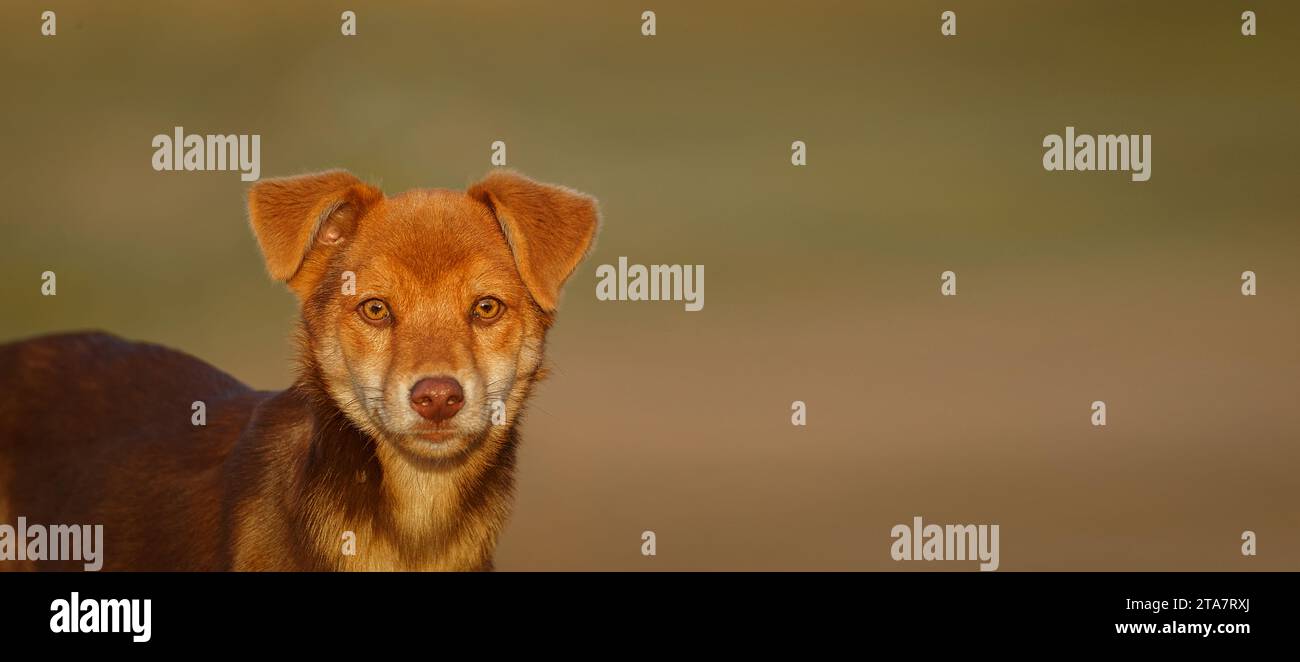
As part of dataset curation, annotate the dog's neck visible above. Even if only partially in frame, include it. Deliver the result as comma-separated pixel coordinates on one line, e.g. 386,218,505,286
283,368,518,571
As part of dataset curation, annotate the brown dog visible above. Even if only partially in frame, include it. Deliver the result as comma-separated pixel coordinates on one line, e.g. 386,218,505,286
0,170,598,570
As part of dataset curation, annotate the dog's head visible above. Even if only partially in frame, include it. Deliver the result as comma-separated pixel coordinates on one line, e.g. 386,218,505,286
247,170,598,461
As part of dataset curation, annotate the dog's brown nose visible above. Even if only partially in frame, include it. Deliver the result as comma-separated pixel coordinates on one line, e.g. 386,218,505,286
409,377,464,422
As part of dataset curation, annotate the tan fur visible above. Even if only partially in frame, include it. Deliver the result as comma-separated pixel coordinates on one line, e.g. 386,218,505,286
0,170,598,571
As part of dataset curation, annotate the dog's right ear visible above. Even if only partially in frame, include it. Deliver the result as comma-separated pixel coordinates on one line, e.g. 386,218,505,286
247,170,382,293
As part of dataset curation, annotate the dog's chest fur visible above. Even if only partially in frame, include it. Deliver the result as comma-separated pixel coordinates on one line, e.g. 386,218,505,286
225,389,518,571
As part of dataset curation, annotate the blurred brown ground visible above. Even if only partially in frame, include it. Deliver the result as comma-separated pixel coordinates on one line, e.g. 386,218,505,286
1,1,1297,569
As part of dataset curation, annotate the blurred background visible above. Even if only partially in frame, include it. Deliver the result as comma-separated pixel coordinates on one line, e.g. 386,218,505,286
1,0,1297,570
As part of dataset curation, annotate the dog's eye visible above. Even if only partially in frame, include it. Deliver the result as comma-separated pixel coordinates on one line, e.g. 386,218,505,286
472,297,504,322
359,298,391,324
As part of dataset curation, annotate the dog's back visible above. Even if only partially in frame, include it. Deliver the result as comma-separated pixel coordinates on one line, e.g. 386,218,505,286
0,331,263,570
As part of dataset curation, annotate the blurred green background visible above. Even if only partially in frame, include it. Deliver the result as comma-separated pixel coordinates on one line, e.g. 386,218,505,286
2,1,1297,569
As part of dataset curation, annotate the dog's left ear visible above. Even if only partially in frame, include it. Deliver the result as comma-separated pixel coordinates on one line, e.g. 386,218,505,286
468,171,600,313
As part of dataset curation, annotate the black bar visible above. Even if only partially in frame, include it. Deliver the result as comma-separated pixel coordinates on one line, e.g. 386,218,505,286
0,572,1284,649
